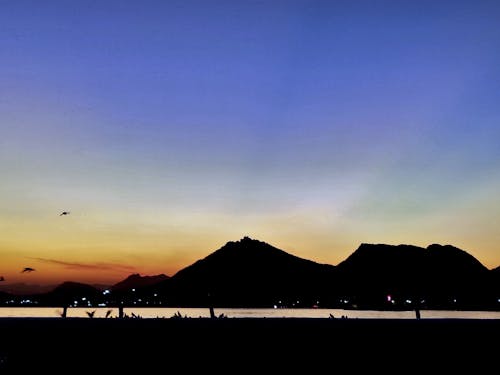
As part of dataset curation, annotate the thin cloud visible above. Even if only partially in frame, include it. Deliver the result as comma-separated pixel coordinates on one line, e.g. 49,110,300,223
32,258,137,273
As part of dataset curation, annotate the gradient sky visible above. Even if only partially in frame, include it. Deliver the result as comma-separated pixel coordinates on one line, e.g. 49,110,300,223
1,0,500,286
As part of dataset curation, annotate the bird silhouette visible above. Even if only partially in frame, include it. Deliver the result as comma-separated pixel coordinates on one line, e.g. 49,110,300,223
86,310,96,318
59,211,70,216
21,267,35,273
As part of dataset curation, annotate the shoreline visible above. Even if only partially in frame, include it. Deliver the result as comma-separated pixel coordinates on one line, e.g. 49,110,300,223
2,306,500,320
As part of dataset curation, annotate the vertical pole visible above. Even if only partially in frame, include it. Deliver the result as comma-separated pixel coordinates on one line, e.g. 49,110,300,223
208,293,216,319
414,294,421,320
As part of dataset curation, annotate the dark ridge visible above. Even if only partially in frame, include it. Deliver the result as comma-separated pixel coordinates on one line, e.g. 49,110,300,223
426,244,489,274
335,243,493,309
0,283,56,295
42,281,102,306
112,273,169,291
157,236,336,307
3,237,498,310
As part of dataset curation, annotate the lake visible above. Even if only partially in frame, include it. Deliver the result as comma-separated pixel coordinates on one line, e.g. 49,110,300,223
1,307,499,319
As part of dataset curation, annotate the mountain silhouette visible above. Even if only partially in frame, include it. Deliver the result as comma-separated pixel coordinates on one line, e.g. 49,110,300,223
42,281,102,306
148,238,497,309
155,236,336,307
112,273,169,291
336,243,493,308
3,237,499,309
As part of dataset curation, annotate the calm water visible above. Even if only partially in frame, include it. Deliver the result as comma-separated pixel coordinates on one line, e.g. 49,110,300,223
0,307,499,319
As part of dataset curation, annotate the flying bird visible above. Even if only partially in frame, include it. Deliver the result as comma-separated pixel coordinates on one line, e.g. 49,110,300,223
59,211,70,216
21,267,35,273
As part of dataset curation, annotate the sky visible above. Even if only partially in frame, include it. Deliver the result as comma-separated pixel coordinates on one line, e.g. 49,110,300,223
1,0,500,287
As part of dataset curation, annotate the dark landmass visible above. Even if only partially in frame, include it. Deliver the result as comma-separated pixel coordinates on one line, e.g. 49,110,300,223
0,317,498,373
2,237,499,310
0,283,56,295
111,273,169,291
155,236,336,307
335,243,496,309
42,282,102,306
0,291,10,301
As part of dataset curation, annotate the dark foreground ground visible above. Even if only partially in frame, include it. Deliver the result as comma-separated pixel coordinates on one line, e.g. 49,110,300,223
1,317,498,373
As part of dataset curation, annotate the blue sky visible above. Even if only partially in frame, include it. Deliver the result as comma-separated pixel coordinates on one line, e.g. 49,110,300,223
1,0,500,283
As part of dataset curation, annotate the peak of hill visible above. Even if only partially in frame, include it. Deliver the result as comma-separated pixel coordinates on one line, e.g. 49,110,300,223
112,273,169,291
337,243,424,271
173,236,327,277
51,281,100,295
160,237,335,307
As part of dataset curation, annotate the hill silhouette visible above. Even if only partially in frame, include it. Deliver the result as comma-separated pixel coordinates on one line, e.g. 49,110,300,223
336,243,494,309
41,281,102,306
154,236,336,307
4,237,499,309
145,239,497,309
112,273,169,291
